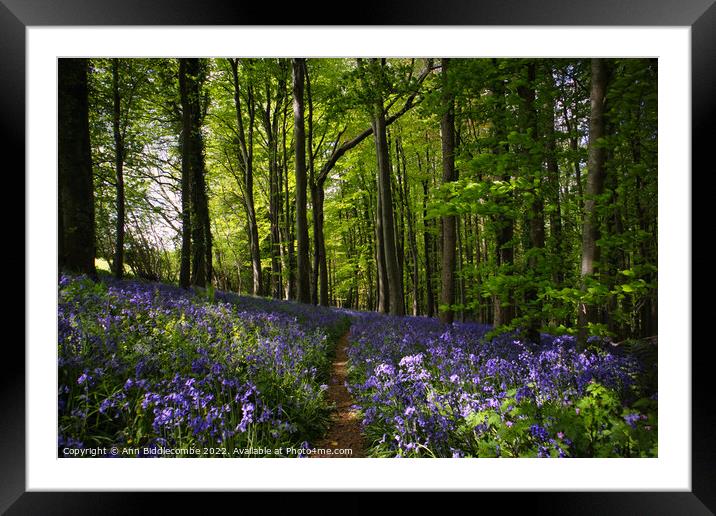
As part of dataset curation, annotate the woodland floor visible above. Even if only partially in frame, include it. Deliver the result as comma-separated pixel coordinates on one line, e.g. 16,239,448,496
310,331,366,458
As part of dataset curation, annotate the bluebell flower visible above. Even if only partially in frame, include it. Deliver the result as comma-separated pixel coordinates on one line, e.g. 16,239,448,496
624,413,641,429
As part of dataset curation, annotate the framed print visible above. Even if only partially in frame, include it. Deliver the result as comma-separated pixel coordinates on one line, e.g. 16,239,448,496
4,0,713,513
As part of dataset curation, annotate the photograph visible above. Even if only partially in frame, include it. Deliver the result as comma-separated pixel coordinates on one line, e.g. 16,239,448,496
6,5,709,510
57,56,658,460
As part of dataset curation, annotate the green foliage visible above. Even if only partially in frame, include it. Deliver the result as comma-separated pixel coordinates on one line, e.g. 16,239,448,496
89,58,182,282
453,382,657,458
84,57,657,341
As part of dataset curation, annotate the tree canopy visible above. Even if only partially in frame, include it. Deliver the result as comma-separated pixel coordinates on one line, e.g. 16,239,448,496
59,57,658,344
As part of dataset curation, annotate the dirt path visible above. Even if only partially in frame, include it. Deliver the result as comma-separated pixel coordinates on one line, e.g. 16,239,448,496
310,331,366,458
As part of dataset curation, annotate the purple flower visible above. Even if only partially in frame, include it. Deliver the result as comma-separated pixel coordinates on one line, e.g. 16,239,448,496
530,424,550,442
624,413,641,429
57,273,654,460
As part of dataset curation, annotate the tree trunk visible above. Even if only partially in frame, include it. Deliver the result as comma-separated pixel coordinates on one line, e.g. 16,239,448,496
203,192,213,285
178,61,191,288
439,58,457,324
392,133,406,310
262,72,285,300
577,58,609,350
292,58,311,303
457,215,466,323
544,65,564,287
306,64,319,306
179,58,211,288
518,62,545,344
281,96,295,300
422,178,435,317
361,180,376,311
229,59,261,295
311,182,329,306
305,64,330,306
58,58,96,277
375,177,389,313
111,59,125,279
631,110,657,338
398,141,420,316
270,162,282,299
491,59,515,327
464,214,474,320
563,96,584,213
606,141,624,335
371,59,404,316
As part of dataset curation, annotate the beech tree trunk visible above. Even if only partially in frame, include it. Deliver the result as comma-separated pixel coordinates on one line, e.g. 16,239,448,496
304,64,330,306
544,64,564,287
398,139,420,316
292,58,311,304
281,96,295,300
311,183,329,306
229,59,261,296
261,70,286,300
111,59,125,279
178,60,191,288
518,62,545,344
439,58,457,324
179,58,211,288
577,58,609,350
491,60,515,327
375,178,389,313
370,59,404,316
422,177,435,317
58,58,96,277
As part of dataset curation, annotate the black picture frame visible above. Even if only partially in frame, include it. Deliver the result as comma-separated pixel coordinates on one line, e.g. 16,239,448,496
4,1,712,513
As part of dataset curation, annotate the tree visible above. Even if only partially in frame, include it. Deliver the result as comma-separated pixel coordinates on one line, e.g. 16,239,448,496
422,174,436,317
395,135,420,315
542,61,564,287
577,58,609,350
491,60,515,327
304,61,327,306
304,59,431,307
88,58,181,283
256,59,289,300
369,58,404,316
292,58,311,304
64,57,657,343
178,60,192,289
58,58,96,277
178,58,212,288
227,59,262,296
517,61,545,344
111,59,126,279
439,58,457,324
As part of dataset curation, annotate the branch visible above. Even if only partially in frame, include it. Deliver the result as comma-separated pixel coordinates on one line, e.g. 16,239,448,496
315,59,432,186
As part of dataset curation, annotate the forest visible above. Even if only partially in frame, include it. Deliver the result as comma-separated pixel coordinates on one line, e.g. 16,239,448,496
58,57,658,458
